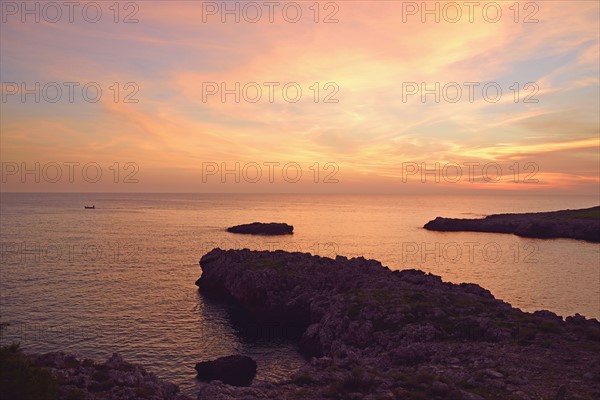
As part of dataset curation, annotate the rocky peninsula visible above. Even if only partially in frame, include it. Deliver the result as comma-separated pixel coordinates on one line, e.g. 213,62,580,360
196,248,600,399
424,206,600,242
227,222,294,235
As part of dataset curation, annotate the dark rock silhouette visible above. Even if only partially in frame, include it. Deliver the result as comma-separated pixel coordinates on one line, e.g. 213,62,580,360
195,248,600,399
227,222,293,235
424,206,600,242
10,351,189,400
195,355,257,386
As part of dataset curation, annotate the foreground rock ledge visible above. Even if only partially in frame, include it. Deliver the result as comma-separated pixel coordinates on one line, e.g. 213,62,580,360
196,248,600,400
1,350,189,400
226,222,293,235
424,206,600,242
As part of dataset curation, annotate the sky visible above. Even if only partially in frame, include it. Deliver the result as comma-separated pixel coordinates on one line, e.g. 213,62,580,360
1,1,599,194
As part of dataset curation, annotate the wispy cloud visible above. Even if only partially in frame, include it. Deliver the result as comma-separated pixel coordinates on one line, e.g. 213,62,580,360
1,1,598,193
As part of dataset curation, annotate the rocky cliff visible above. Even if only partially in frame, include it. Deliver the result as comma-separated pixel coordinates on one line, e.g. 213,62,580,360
196,248,600,399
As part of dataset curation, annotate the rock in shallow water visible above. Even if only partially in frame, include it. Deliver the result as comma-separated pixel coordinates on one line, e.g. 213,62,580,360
195,355,257,387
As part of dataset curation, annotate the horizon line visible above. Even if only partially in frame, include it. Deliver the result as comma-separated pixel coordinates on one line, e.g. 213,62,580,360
1,191,599,197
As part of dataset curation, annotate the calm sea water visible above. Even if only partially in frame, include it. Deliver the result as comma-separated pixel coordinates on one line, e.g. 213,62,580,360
1,193,598,395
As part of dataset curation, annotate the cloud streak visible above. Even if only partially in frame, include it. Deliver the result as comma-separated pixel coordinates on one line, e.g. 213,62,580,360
1,1,598,193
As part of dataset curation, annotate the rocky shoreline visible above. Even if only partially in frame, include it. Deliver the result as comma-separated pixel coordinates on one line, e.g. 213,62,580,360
196,248,600,399
424,206,600,242
5,248,599,399
0,348,190,400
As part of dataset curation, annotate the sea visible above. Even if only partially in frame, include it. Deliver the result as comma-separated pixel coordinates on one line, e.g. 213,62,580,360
0,192,598,396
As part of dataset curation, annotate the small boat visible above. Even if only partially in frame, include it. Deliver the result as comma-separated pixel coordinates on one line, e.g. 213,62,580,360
84,205,95,209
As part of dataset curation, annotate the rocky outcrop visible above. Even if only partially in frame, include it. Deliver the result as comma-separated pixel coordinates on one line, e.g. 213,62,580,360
196,248,600,399
424,206,600,242
14,351,189,400
226,222,293,235
195,355,257,386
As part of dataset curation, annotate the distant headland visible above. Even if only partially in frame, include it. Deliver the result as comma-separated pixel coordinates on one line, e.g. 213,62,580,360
424,206,600,242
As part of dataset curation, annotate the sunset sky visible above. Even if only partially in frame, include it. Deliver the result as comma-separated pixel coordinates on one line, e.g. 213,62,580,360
1,1,599,193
